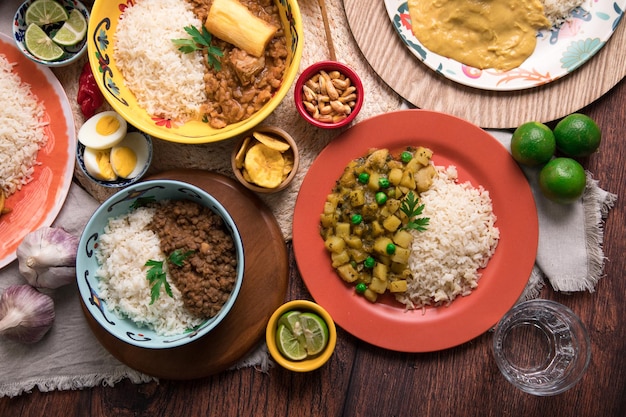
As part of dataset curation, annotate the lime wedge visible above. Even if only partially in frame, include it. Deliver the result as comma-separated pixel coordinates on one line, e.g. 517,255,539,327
276,323,307,361
25,0,69,26
24,23,64,61
299,312,329,356
51,9,87,46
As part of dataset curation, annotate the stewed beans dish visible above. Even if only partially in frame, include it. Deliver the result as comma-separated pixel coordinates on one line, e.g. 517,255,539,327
148,199,238,319
187,0,288,129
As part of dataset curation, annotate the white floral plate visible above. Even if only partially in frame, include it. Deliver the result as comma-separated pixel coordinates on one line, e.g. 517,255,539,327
384,0,626,91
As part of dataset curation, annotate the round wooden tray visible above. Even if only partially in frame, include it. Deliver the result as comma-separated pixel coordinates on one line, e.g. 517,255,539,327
81,170,289,379
344,0,626,128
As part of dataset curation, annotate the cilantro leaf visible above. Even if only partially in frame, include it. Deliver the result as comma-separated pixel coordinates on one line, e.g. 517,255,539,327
400,191,430,232
172,25,223,71
169,249,195,267
145,250,194,304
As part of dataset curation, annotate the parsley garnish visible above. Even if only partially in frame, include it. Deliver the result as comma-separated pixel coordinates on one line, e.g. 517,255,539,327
145,249,195,304
400,191,430,232
172,26,224,71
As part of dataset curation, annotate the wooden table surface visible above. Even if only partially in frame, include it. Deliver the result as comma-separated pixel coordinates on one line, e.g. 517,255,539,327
0,79,624,416
2,2,626,416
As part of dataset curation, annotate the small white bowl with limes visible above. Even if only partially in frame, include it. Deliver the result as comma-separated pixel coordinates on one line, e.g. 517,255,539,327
13,0,88,67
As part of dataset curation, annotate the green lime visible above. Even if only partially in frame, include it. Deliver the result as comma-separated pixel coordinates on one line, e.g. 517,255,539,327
51,9,87,46
24,23,64,61
510,121,556,166
538,157,586,204
25,0,68,26
553,113,601,158
279,310,302,332
276,323,307,361
299,312,329,356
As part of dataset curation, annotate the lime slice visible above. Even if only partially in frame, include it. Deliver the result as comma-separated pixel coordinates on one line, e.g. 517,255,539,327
276,324,307,361
24,23,64,61
299,312,329,356
51,9,87,46
25,0,69,26
279,310,302,333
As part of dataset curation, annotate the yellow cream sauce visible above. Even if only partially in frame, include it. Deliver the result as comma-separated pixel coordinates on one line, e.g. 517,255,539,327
408,0,550,71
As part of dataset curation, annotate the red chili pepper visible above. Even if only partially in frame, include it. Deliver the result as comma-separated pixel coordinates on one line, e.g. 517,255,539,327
77,61,104,119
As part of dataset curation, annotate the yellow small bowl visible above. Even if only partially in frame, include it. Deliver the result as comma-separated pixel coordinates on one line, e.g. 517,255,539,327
87,0,303,144
266,300,337,372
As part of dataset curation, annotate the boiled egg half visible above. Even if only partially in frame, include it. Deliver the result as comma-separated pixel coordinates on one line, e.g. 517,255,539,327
78,111,127,150
83,132,151,181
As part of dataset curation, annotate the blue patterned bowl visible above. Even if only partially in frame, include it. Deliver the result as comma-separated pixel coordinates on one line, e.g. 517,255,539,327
75,127,153,188
13,0,89,67
76,180,245,349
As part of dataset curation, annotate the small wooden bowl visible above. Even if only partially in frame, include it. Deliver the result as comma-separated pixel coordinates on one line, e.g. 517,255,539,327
230,126,299,193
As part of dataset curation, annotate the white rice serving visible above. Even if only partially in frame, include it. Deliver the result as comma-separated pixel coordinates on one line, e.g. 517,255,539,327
396,166,500,309
96,206,203,336
114,0,207,122
0,54,47,197
541,0,586,27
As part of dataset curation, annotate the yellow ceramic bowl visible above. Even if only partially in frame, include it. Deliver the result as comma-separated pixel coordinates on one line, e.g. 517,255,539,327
266,300,337,372
87,0,303,144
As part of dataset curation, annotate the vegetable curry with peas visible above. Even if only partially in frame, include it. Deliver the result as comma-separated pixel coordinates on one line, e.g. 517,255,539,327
320,147,436,303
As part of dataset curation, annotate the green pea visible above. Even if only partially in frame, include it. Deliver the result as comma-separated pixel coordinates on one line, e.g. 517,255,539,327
401,151,413,163
378,177,390,188
355,283,367,294
357,172,370,184
364,256,375,268
386,243,396,255
375,192,387,205
351,214,362,225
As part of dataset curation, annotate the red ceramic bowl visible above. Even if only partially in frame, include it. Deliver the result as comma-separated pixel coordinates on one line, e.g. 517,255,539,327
294,61,364,129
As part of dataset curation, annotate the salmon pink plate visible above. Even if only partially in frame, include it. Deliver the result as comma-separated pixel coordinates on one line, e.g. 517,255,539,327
292,110,538,352
0,33,75,269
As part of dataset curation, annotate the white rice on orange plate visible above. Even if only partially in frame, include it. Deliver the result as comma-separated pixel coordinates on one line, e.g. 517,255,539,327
396,166,500,310
95,206,203,336
113,0,207,122
0,54,48,197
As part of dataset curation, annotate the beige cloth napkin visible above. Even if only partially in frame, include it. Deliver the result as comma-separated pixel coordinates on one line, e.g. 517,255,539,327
488,130,618,298
0,184,155,397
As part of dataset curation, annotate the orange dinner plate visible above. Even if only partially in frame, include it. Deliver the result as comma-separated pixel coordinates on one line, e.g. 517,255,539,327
293,110,538,352
0,33,75,269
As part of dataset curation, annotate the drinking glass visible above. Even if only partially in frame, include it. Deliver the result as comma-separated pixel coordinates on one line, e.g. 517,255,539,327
492,299,591,396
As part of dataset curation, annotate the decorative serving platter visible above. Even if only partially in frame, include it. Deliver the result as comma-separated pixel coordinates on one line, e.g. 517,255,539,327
293,110,538,352
384,0,625,91
81,170,289,379
0,33,75,269
343,0,626,128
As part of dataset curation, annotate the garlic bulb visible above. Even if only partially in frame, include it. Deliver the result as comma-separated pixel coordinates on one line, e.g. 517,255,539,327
0,285,55,344
17,227,79,289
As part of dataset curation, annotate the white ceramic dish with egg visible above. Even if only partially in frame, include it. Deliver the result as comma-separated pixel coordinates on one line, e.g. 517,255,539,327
76,127,153,188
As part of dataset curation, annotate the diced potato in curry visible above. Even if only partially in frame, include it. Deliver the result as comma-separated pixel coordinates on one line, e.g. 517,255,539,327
319,147,436,303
